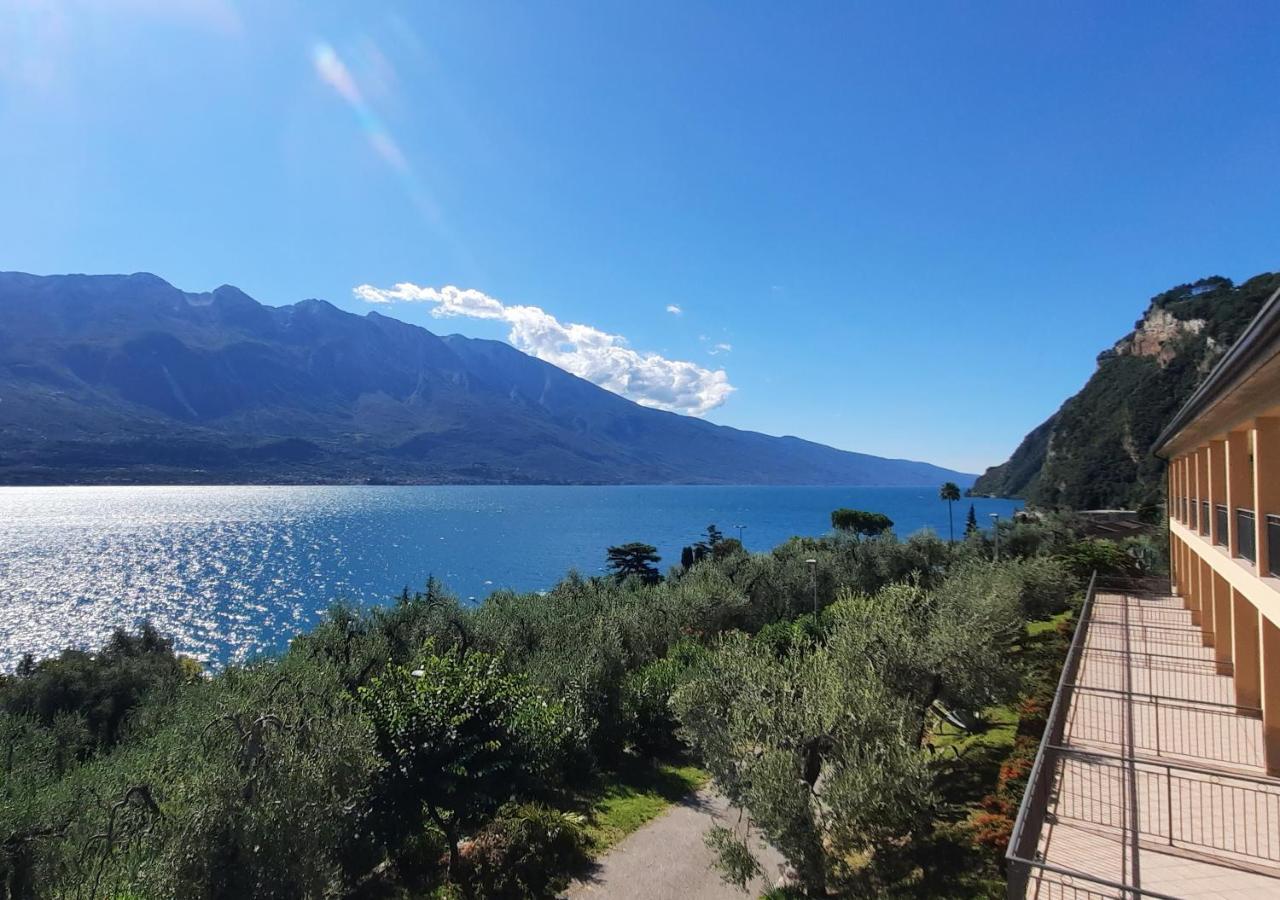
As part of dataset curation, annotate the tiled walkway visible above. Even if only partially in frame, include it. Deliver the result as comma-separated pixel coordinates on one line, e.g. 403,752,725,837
1026,590,1280,899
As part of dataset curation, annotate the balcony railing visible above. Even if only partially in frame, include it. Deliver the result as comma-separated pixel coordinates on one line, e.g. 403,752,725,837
1269,514,1280,578
1007,572,1098,898
1057,684,1262,769
1005,573,1279,899
1200,500,1210,536
1050,747,1280,866
1214,504,1228,547
1238,507,1257,562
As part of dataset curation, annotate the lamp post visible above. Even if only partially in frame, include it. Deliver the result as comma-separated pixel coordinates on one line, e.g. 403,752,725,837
990,513,1000,562
806,558,818,619
736,523,746,543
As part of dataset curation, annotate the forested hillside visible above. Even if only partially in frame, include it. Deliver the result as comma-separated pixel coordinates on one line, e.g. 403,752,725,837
973,272,1280,511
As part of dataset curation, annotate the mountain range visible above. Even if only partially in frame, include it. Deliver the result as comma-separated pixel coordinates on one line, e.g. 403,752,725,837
0,272,971,487
972,272,1280,511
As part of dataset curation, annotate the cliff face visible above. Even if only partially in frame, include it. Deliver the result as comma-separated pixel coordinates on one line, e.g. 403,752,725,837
972,273,1280,512
1109,306,1210,366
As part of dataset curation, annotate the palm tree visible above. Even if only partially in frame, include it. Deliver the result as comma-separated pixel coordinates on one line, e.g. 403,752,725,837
939,482,962,544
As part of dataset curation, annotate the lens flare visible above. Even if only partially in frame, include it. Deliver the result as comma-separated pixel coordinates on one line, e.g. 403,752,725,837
311,40,430,202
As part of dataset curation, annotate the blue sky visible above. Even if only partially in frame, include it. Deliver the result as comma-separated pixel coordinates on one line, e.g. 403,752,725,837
2,2,1278,473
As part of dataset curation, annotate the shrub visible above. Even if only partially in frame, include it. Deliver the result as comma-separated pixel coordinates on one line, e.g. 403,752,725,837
621,642,706,755
0,624,194,752
1056,538,1136,579
456,803,588,898
969,810,1014,855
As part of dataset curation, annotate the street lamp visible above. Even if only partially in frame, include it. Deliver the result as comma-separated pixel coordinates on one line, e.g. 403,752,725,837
989,513,1000,562
736,523,747,543
806,558,818,618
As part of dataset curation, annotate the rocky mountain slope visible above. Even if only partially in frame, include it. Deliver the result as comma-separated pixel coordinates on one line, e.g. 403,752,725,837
0,272,970,486
972,273,1280,511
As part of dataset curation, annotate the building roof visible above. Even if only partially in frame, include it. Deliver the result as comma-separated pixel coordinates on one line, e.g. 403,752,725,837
1153,285,1280,456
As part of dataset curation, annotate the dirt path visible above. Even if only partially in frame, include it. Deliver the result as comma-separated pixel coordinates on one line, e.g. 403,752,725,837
565,790,786,900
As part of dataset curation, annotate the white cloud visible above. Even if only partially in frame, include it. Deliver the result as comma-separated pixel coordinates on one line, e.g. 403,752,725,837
666,304,682,315
354,283,734,416
708,342,733,355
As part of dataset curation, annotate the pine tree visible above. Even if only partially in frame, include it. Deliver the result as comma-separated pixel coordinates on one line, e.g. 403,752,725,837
606,542,662,583
965,503,979,536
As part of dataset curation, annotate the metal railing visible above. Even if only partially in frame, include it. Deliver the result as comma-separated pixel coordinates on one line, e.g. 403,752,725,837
1078,647,1233,704
1238,508,1257,562
1007,571,1100,897
1006,573,1280,898
1064,685,1262,769
1215,504,1229,547
1200,500,1210,536
1008,860,1179,900
1085,618,1212,658
1094,575,1173,597
1051,747,1280,866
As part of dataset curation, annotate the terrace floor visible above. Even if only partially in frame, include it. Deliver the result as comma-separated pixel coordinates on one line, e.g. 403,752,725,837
1027,590,1280,899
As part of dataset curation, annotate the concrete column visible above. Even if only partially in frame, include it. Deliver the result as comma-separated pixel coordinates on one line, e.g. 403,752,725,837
1199,555,1214,645
1189,452,1198,530
1234,589,1262,710
1260,615,1280,774
1172,455,1181,524
1181,539,1195,617
1173,535,1182,598
1189,450,1198,530
1196,446,1210,535
1227,429,1252,559
1182,535,1192,619
1183,454,1192,522
1173,536,1184,600
1209,439,1227,546
1254,418,1280,578
1179,454,1189,523
1213,570,1232,674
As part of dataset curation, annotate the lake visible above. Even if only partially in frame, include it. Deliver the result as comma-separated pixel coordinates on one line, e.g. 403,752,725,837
0,485,1021,669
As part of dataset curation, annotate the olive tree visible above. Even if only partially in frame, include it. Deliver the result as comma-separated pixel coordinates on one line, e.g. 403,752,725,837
672,563,1029,894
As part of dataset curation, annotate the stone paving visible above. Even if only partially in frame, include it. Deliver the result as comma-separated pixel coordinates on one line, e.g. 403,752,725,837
1024,591,1280,899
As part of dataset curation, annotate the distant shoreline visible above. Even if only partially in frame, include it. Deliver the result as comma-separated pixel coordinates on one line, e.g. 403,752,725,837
0,479,979,489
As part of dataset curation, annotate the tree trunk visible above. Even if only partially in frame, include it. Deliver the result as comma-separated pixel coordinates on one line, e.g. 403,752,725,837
916,674,944,747
802,738,823,788
427,805,460,882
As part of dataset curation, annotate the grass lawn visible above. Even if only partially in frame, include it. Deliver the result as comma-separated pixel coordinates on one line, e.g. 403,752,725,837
1026,609,1072,638
573,758,709,854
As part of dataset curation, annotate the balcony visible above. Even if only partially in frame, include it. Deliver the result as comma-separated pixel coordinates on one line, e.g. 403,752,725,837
1200,500,1210,536
1215,504,1229,548
1239,508,1257,563
1007,575,1280,898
